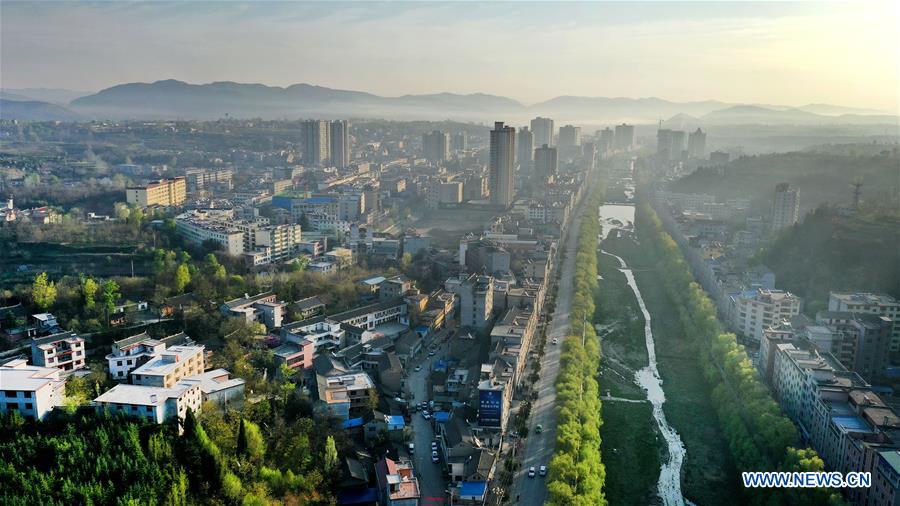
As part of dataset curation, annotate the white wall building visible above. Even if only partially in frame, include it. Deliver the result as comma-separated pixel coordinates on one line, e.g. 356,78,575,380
731,288,802,343
0,359,66,421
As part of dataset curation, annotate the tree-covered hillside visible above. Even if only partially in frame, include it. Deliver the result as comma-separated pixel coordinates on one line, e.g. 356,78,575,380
670,151,899,215
758,205,900,314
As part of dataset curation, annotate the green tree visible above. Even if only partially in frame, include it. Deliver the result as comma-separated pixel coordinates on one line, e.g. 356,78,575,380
101,279,121,316
32,272,57,311
323,435,339,473
237,419,266,463
174,263,191,293
82,277,99,310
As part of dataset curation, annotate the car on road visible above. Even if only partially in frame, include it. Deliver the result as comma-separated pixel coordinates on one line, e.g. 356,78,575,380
422,411,431,420
535,424,543,434
408,443,415,454
414,365,421,372
551,338,559,345
431,441,438,451
539,465,547,477
431,450,439,463
528,467,536,478
428,351,435,357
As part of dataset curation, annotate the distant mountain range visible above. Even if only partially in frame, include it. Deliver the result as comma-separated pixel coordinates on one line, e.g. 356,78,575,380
0,99,83,122
0,79,895,125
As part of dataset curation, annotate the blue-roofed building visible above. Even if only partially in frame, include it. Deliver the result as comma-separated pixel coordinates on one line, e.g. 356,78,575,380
458,481,487,502
434,411,450,424
342,417,365,430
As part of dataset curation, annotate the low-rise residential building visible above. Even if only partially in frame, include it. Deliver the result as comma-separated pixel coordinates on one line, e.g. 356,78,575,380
131,344,205,388
30,331,86,373
94,380,202,424
175,209,303,265
187,369,246,405
106,332,193,380
281,316,346,354
0,359,66,421
731,288,802,343
313,355,376,421
126,177,186,208
375,457,420,506
829,292,900,352
221,291,286,329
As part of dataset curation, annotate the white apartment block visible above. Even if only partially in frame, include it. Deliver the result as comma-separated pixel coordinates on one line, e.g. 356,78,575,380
175,209,245,255
94,381,202,424
106,332,192,380
31,331,86,373
0,359,65,421
131,345,205,388
175,209,303,265
829,292,900,352
281,316,345,354
731,288,802,342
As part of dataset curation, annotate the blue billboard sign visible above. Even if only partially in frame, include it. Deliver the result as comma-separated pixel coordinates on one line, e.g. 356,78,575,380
478,389,502,427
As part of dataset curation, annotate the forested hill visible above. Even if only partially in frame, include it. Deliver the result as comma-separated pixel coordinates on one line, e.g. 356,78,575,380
758,206,900,314
670,150,899,215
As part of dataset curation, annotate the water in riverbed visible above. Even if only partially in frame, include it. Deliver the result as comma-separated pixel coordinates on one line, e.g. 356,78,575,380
599,204,689,506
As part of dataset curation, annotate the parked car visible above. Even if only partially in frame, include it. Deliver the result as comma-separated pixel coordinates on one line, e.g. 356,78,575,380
431,441,438,451
428,351,435,357
535,424,543,434
422,411,432,420
539,465,547,477
551,338,559,345
528,467,536,478
432,450,439,463
414,365,422,372
408,443,415,454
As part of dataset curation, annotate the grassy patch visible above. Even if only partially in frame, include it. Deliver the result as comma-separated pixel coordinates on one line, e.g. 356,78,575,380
599,401,660,505
605,236,741,505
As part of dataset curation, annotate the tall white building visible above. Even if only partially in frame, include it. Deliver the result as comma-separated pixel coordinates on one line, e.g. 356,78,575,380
772,183,800,231
558,124,582,147
330,120,350,169
302,120,331,167
517,127,534,167
534,144,558,183
530,117,554,147
423,130,450,162
489,122,516,209
614,123,635,151
457,274,494,330
687,128,707,158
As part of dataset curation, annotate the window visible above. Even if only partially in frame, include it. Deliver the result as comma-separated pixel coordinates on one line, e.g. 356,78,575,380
118,360,123,366
5,391,16,398
24,403,32,410
23,391,32,398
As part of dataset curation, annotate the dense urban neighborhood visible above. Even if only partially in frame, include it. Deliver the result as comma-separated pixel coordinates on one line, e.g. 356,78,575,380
2,3,899,505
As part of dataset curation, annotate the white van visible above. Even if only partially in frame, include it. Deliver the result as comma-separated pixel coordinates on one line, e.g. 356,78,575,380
408,443,415,454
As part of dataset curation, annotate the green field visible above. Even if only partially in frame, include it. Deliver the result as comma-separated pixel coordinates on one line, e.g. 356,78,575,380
604,236,741,505
599,401,661,505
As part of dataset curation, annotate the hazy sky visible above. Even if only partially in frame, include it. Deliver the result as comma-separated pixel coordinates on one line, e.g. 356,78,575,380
2,1,898,110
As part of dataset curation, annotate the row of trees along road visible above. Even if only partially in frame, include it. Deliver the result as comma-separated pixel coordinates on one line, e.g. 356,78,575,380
546,181,607,506
635,197,844,505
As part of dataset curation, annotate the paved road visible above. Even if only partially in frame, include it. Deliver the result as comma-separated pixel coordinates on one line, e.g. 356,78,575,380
407,332,452,505
513,177,597,506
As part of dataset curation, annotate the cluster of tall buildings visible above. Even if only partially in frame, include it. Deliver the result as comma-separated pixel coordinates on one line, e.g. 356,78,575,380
656,127,707,161
301,119,351,169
